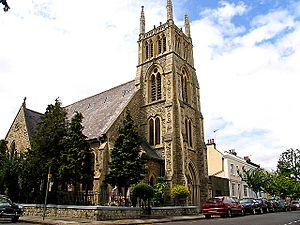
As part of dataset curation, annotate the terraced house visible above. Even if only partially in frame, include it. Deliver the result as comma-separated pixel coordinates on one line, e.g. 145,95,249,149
4,0,209,207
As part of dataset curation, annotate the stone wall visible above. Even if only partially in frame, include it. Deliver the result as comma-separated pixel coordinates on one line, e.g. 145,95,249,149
22,204,199,221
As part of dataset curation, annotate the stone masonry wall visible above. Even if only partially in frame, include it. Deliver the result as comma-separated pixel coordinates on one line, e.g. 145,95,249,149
22,204,199,220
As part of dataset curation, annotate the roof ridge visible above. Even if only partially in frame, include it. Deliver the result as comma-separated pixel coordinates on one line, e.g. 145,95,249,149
64,80,135,108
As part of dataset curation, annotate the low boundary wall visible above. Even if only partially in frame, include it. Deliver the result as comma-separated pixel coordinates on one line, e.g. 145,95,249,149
22,204,199,220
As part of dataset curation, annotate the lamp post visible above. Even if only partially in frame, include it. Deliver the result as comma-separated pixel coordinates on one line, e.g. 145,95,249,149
43,166,51,220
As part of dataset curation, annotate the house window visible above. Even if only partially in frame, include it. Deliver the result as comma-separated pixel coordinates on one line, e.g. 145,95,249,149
149,67,162,102
185,118,193,147
243,185,248,197
231,182,236,196
149,116,161,146
230,164,234,175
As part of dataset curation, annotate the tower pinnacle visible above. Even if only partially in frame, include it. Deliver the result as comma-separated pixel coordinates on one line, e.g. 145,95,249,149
184,14,191,38
140,6,145,34
167,0,173,21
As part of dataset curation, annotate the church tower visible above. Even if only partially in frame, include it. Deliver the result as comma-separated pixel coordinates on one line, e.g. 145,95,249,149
135,0,208,206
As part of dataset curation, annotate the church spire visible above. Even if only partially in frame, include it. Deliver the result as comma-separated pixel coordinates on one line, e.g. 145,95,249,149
140,6,145,34
184,13,191,38
166,0,173,21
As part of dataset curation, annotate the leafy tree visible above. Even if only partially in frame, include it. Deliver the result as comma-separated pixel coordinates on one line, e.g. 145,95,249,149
239,167,266,197
60,112,93,192
1,0,10,12
105,109,146,204
277,148,300,181
152,176,167,206
30,98,69,194
0,140,8,194
0,140,23,201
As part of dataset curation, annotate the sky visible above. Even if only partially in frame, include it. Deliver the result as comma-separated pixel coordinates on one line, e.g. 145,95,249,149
0,0,299,171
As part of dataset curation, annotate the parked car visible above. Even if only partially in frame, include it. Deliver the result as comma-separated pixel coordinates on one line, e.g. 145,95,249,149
202,196,245,218
290,200,300,211
0,195,23,223
255,198,268,213
262,199,275,213
240,198,260,215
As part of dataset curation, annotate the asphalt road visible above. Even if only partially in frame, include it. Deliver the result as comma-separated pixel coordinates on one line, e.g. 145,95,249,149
156,211,300,225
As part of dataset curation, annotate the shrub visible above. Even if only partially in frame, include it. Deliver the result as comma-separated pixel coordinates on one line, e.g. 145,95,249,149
131,183,154,208
171,185,190,205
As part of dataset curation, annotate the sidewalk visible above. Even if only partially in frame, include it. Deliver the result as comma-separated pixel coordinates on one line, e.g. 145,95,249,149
20,215,205,225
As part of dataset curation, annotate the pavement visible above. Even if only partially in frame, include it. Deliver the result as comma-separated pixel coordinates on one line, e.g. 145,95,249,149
19,215,205,225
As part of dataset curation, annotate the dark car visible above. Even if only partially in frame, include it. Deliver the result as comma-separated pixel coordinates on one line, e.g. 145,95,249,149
240,198,260,215
202,196,245,218
0,195,23,222
255,198,269,213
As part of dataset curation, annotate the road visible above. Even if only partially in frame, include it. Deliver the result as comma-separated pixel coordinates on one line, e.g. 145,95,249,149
156,211,300,225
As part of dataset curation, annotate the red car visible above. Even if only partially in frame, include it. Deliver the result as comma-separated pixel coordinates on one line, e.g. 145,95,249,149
202,196,245,218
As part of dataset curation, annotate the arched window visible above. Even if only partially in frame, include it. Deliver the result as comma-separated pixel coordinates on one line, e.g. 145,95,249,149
158,34,167,54
149,118,154,145
181,68,189,103
155,117,161,145
158,37,162,54
149,116,161,146
149,67,162,102
185,118,193,147
151,75,156,102
162,35,167,52
145,41,149,60
149,40,154,58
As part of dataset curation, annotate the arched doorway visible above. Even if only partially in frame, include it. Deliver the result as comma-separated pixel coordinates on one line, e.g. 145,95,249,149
187,162,200,206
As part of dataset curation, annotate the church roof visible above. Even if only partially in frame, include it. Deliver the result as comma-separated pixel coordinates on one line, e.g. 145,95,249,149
24,108,43,142
65,80,136,140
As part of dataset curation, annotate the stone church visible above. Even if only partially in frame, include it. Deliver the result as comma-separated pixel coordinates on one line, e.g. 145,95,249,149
4,0,208,206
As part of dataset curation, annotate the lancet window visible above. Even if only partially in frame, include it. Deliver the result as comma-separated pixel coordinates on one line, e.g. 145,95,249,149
149,67,162,102
181,68,189,103
149,116,161,146
185,118,193,147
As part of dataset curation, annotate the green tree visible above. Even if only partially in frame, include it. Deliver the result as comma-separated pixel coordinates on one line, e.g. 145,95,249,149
30,98,68,194
152,176,167,206
277,148,300,181
60,112,93,192
0,140,9,194
239,167,266,197
105,109,146,203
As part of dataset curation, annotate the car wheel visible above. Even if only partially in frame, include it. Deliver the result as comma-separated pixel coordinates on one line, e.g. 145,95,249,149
227,209,232,218
260,208,264,214
11,216,19,223
205,215,211,219
241,209,245,216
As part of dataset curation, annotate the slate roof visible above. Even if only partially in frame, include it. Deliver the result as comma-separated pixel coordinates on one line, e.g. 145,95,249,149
65,80,136,140
24,108,43,142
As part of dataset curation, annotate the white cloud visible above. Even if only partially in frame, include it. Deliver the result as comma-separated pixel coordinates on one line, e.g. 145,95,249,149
191,1,300,170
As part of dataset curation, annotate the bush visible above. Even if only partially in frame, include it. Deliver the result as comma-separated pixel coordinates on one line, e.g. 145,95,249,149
131,183,154,208
171,185,190,205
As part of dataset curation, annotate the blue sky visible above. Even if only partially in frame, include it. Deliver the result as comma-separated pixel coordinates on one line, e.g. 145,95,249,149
0,0,299,170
